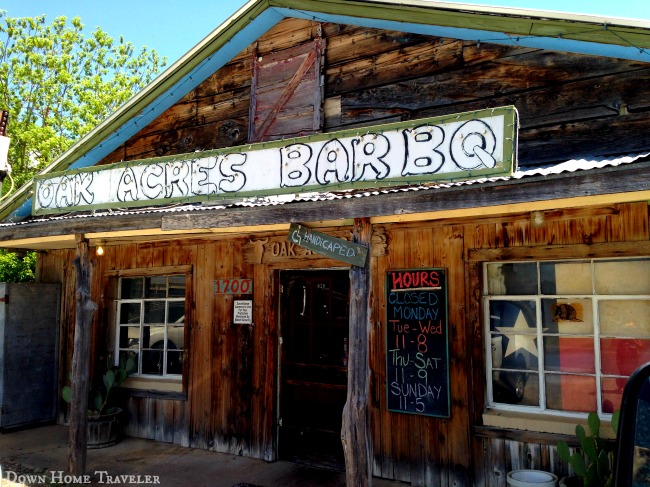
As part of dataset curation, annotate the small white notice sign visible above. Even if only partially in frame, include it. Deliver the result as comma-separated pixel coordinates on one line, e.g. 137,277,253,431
233,300,253,325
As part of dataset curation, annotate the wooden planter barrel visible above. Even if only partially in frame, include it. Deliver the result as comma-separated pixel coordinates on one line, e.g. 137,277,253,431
87,408,122,449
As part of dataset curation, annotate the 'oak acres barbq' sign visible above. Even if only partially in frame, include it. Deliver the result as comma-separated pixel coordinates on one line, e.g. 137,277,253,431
33,106,518,215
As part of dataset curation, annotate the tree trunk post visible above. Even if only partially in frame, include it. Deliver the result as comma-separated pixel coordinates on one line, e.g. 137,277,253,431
342,217,373,487
69,236,97,475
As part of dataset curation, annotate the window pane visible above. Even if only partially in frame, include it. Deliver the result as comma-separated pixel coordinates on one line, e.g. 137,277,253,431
119,302,141,324
491,334,538,371
486,263,538,295
600,338,650,376
120,278,143,299
544,336,595,374
168,275,186,297
119,326,140,349
167,351,183,375
546,374,597,412
119,351,139,373
116,273,186,379
167,301,185,324
142,325,165,349
144,301,166,324
168,326,184,350
601,377,626,413
595,259,650,295
145,276,167,299
489,300,539,371
599,300,650,337
486,257,650,417
493,371,539,406
141,350,164,375
542,298,593,335
541,261,592,295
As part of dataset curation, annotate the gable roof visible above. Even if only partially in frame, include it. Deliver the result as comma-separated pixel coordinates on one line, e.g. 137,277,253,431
2,0,650,222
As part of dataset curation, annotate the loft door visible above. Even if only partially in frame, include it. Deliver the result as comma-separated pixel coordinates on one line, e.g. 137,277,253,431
278,269,349,470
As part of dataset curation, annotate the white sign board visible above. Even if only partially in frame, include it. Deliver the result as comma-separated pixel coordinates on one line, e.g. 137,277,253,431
33,107,517,215
233,300,253,325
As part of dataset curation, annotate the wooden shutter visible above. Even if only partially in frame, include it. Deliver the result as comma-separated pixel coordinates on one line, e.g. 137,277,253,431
249,36,325,142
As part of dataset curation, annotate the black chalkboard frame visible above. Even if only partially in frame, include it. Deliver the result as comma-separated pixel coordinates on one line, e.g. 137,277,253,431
385,267,451,418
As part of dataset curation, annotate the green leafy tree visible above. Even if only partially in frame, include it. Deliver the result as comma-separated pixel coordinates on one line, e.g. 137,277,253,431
0,249,35,282
0,11,167,193
0,12,166,281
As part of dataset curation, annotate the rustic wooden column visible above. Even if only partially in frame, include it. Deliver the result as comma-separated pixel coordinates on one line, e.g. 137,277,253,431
69,236,97,475
342,217,373,487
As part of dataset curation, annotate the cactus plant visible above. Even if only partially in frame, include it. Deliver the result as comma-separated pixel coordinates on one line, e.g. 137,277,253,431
62,352,136,417
557,411,620,487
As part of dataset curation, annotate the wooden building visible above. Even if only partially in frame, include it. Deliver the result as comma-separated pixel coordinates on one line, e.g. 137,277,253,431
1,0,649,484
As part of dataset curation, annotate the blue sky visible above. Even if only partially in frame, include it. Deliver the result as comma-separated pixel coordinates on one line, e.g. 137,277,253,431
2,0,650,66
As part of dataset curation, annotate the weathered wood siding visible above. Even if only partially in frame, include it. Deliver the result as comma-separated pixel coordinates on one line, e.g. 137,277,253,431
38,13,650,487
98,18,650,168
36,202,650,485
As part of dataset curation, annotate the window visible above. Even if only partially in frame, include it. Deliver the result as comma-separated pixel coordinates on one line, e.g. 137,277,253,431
484,258,650,417
116,275,186,378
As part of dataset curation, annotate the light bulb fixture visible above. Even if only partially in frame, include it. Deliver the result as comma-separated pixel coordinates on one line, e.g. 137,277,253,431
96,241,105,256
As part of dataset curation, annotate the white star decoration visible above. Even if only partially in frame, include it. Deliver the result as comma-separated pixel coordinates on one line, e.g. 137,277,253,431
496,310,539,358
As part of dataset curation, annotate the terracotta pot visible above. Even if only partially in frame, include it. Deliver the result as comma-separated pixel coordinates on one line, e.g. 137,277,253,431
87,408,122,449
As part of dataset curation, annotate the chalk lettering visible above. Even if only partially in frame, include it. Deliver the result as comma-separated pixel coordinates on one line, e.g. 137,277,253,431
415,352,441,370
390,270,441,290
391,320,410,333
389,381,440,400
386,268,449,417
388,291,438,306
418,320,443,334
389,348,410,367
391,305,438,321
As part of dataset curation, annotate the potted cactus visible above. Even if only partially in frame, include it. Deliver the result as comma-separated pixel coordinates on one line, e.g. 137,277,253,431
62,352,136,448
557,411,620,487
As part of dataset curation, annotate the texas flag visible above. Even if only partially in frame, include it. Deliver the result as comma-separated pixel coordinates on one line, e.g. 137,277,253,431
545,299,650,413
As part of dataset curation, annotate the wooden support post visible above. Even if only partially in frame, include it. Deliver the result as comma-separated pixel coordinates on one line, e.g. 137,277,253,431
68,236,97,475
342,217,373,487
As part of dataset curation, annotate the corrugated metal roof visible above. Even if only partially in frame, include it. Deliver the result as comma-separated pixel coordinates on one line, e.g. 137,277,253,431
1,152,647,229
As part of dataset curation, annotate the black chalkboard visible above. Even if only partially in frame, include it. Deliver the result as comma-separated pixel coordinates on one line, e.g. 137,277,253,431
386,268,450,418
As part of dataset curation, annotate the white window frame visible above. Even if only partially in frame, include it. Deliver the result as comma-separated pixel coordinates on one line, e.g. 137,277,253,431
115,274,186,379
483,257,650,419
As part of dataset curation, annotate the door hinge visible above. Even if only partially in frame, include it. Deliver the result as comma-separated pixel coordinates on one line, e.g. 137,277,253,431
278,417,283,427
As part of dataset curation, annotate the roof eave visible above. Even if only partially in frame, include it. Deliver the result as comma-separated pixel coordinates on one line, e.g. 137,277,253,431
1,0,649,222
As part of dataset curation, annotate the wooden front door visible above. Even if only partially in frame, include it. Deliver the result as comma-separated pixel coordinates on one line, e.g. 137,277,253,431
278,269,349,470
